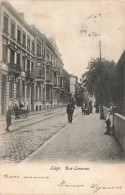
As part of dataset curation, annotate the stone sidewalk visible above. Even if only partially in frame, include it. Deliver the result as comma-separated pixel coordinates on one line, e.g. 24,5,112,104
27,111,125,164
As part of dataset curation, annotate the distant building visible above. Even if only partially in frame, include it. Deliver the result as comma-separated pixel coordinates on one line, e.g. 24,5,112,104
59,69,71,105
70,74,78,103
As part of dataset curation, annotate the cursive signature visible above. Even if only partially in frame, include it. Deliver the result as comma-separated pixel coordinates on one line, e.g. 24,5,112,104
58,180,84,188
91,183,122,193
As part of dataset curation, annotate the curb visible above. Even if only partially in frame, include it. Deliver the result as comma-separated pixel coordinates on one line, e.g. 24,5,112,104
19,111,81,165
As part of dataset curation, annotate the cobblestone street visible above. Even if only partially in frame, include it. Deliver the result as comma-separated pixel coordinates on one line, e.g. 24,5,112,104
0,107,81,164
0,107,125,164
27,109,125,164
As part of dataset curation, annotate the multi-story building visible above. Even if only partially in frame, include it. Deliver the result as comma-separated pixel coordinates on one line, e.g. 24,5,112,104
31,26,63,110
0,1,71,115
0,1,35,114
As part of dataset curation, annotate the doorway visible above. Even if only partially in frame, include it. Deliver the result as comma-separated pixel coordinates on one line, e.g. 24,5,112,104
1,75,6,114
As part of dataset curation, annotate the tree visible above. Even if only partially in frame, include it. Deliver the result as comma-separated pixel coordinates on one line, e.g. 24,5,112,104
81,58,115,107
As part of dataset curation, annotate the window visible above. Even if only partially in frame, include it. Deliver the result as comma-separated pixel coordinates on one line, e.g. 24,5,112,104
10,49,15,63
36,85,38,101
44,49,45,57
11,22,15,38
22,33,26,47
3,15,8,32
27,84,30,98
17,53,20,66
27,60,30,71
36,63,41,76
32,42,35,53
2,44,8,62
17,28,21,42
47,53,49,62
16,82,20,98
37,43,41,55
27,37,30,50
22,81,25,98
37,66,41,77
39,86,41,101
51,55,53,63
22,56,25,71
31,62,34,72
9,79,14,98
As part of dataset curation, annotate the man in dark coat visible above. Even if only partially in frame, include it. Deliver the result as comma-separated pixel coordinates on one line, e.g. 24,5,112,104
66,100,75,123
13,104,19,119
5,107,12,132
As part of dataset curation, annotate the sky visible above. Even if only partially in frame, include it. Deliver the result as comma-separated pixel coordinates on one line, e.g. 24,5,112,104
6,0,125,79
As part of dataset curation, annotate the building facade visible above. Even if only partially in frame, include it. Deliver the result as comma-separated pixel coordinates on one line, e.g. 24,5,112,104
113,50,125,115
0,1,36,114
70,74,78,103
0,1,73,115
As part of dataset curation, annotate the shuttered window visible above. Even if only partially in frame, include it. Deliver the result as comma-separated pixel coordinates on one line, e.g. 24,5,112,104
2,44,8,62
11,22,15,38
9,79,14,98
23,33,26,46
17,28,21,42
17,53,20,66
3,15,8,32
16,82,20,98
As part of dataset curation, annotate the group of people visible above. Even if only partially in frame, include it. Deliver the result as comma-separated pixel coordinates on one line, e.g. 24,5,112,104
81,101,92,115
5,99,116,134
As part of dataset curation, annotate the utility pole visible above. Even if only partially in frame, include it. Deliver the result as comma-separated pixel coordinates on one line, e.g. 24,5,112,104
98,41,104,119
99,41,102,63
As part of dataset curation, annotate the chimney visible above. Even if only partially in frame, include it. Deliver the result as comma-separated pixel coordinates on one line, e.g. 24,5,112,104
19,12,24,18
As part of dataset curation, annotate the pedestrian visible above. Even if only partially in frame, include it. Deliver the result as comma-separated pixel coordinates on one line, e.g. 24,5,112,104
104,102,116,135
109,102,116,131
104,111,111,135
100,104,104,119
13,104,19,119
89,101,92,113
66,100,75,123
81,105,84,115
5,107,12,132
19,101,24,109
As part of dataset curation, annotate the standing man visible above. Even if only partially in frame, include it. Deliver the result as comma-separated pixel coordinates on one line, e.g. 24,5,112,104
66,100,75,123
13,104,19,119
5,107,12,132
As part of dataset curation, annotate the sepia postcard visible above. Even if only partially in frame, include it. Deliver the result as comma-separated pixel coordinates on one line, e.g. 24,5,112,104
0,0,125,194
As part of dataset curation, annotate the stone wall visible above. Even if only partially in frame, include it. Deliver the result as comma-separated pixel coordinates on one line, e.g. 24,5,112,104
103,106,125,152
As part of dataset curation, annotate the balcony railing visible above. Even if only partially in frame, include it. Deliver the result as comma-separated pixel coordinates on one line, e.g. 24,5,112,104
2,29,9,36
10,35,16,42
36,54,44,60
35,75,45,84
53,84,60,89
46,77,53,85
26,71,35,81
53,66,59,72
46,61,52,66
59,86,65,93
8,63,21,77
